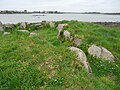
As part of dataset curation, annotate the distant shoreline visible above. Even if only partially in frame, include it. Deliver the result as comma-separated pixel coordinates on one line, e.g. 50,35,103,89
0,13,120,15
0,10,120,15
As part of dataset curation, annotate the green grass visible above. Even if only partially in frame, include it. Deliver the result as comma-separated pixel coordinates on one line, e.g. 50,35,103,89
0,21,120,90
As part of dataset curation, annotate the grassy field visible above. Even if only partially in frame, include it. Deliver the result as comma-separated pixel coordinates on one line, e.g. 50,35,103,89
0,21,120,90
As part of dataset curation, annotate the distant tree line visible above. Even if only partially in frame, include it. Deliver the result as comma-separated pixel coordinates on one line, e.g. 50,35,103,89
0,10,62,14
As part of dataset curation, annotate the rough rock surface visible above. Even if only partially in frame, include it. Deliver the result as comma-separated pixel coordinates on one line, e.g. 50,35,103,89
19,22,27,29
88,44,115,62
0,21,4,31
73,38,82,47
57,24,69,39
63,30,70,40
4,24,14,29
69,47,92,74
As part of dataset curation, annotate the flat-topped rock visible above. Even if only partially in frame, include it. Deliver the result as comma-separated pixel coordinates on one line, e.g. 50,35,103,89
69,47,92,74
18,30,29,33
3,32,10,35
29,32,38,37
4,24,14,29
88,44,115,62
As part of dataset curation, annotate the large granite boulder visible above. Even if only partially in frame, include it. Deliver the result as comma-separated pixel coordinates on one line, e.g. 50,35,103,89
69,47,92,74
88,45,115,62
19,22,27,29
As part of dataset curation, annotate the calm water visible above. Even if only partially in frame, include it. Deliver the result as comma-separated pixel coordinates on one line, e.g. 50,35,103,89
0,14,120,24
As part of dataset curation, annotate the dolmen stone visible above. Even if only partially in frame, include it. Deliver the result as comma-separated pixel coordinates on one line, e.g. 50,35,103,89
88,44,115,62
69,47,92,74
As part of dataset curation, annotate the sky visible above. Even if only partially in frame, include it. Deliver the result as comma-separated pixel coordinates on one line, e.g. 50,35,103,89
0,0,120,12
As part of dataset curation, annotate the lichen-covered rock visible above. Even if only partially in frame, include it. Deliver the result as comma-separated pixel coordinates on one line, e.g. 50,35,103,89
19,22,27,29
88,45,101,58
88,44,115,62
69,47,92,74
72,38,82,47
63,30,70,40
101,47,115,61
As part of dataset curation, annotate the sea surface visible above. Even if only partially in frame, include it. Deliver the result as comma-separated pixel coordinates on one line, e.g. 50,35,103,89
0,14,120,24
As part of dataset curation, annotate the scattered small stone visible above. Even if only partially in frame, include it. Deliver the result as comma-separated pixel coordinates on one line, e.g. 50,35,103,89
88,44,115,62
18,30,29,33
29,32,38,37
69,47,92,74
3,32,10,35
72,38,82,47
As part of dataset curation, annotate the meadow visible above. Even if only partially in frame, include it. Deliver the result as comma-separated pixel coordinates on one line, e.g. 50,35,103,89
0,21,120,90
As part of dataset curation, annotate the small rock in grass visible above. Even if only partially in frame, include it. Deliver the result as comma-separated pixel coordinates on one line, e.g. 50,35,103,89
18,30,29,33
3,32,10,35
29,32,38,37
